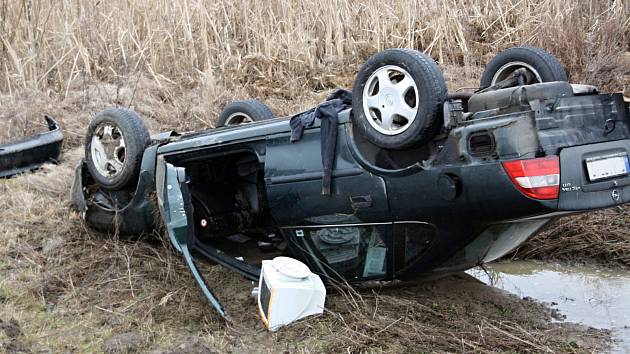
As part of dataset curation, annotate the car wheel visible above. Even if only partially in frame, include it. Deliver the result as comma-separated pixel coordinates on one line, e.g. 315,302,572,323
85,108,151,191
352,48,447,150
216,99,274,127
480,46,568,88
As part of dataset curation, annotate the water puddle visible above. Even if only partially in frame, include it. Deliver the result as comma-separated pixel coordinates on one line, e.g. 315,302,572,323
468,261,630,353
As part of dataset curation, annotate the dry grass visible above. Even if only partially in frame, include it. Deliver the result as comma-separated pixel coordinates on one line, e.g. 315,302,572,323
1,0,628,92
1,0,628,144
512,206,630,267
297,278,610,353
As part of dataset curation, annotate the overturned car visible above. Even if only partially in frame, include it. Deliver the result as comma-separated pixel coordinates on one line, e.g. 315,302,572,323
71,46,630,318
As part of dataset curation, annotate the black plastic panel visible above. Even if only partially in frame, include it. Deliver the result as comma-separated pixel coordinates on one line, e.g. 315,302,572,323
558,139,630,210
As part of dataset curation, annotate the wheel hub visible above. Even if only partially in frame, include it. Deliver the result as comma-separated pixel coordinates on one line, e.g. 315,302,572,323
383,93,395,107
225,113,254,126
90,123,126,178
362,65,419,136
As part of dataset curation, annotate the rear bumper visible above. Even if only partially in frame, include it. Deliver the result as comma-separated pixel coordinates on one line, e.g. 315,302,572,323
559,139,630,210
0,116,63,177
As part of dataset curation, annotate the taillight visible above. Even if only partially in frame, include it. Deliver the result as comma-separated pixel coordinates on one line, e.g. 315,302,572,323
502,156,560,200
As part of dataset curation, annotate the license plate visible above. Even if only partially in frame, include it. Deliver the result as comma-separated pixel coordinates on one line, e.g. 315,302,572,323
585,153,629,181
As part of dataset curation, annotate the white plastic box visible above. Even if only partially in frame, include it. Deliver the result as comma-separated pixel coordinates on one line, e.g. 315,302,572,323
257,257,326,331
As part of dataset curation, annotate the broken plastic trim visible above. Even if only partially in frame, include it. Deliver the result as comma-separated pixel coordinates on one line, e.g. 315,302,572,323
0,116,63,178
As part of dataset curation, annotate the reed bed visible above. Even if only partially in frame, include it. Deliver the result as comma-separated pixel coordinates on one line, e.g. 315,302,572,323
0,0,628,96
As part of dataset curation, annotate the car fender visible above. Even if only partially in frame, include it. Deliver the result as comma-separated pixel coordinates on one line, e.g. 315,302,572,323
70,145,159,235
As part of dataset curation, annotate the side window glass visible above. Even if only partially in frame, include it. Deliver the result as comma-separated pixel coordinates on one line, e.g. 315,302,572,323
393,223,436,273
301,225,389,281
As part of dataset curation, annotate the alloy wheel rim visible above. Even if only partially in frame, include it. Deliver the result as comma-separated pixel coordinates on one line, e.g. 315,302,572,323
90,123,127,178
362,65,419,135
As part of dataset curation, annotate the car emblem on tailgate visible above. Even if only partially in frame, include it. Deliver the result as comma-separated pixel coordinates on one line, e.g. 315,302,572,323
611,189,620,202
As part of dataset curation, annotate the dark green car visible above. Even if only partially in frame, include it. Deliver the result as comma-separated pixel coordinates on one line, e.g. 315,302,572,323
72,47,630,318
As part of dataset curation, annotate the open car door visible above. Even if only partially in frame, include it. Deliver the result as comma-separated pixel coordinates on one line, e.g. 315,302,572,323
155,158,260,319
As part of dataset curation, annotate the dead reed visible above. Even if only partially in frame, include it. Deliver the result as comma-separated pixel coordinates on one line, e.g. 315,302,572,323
0,0,628,95
512,206,630,267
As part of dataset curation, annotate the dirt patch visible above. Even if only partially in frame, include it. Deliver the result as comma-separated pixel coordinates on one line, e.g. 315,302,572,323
0,318,30,353
104,332,147,353
291,275,609,352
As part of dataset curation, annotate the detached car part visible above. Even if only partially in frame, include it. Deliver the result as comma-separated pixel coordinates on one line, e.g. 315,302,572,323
0,116,63,178
71,46,630,319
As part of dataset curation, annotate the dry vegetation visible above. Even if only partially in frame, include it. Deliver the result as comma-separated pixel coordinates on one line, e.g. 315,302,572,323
1,0,629,143
1,0,630,352
512,206,630,267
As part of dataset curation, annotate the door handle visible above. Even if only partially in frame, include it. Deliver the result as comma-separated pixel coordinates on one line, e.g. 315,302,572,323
350,195,373,209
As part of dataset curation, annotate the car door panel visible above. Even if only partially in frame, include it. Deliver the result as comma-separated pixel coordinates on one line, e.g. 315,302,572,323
264,124,389,226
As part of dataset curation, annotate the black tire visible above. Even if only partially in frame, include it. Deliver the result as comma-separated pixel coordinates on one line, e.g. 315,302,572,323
85,108,151,191
351,48,447,150
480,46,568,88
216,99,274,127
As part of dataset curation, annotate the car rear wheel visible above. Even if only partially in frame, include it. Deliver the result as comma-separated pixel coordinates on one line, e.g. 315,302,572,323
85,108,151,191
216,99,275,127
352,48,447,150
480,46,568,88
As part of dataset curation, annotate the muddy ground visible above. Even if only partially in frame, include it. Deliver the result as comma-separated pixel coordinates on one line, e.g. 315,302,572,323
1,64,627,352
